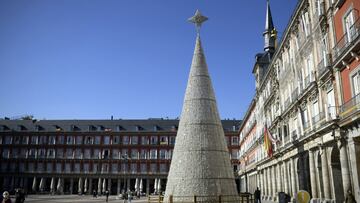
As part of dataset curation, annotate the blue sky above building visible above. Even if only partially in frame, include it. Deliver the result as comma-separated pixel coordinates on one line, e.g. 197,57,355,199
0,0,298,120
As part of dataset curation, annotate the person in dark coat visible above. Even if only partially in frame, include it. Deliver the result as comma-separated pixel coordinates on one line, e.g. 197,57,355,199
254,187,261,203
345,189,357,203
105,190,109,202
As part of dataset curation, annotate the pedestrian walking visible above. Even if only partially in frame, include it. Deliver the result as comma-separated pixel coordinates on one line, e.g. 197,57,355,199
345,189,356,203
254,187,261,203
105,190,109,202
2,191,12,203
127,190,132,203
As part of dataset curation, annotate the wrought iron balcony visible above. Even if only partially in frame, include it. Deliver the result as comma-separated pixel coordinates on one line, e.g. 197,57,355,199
317,54,332,79
333,15,360,60
339,93,360,119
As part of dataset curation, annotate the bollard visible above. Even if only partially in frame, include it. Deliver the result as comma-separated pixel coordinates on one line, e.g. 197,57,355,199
158,194,161,203
169,195,173,203
218,195,222,203
148,196,151,203
194,195,197,203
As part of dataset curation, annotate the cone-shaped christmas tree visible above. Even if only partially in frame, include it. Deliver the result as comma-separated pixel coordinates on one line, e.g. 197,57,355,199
164,10,238,202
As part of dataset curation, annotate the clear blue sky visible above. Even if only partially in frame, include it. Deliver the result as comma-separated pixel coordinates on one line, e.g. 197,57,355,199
0,0,298,120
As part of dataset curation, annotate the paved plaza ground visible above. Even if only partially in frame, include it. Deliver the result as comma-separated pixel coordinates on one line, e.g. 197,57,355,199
9,195,148,203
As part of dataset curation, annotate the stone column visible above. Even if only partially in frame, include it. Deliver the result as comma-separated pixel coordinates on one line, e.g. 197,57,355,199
290,158,297,198
78,178,83,194
267,168,272,199
320,146,331,199
272,165,276,200
84,178,88,194
117,179,121,195
32,177,37,192
259,171,263,197
89,178,93,195
146,178,150,195
70,178,74,194
309,149,317,197
107,178,111,192
127,178,130,191
263,169,267,197
338,138,351,195
347,134,360,200
276,163,282,193
97,178,102,195
283,161,289,194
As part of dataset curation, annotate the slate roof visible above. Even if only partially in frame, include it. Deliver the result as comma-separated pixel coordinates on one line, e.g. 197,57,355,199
0,119,241,132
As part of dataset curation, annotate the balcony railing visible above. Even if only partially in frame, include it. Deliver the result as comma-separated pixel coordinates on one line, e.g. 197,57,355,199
291,88,299,101
317,54,332,78
303,120,310,130
333,15,360,59
312,112,325,125
328,106,338,120
339,92,360,118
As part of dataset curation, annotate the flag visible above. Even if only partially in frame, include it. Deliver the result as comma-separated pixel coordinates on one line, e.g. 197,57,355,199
264,125,273,157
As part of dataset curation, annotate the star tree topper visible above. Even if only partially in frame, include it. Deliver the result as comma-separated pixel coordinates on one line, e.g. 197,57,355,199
188,9,208,34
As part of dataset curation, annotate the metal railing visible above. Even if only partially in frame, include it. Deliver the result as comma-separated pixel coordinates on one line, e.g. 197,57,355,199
339,92,360,118
327,106,338,120
312,112,325,125
150,194,255,203
333,14,360,59
317,54,332,78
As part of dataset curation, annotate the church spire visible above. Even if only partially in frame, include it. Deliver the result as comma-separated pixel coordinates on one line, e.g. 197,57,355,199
263,0,276,53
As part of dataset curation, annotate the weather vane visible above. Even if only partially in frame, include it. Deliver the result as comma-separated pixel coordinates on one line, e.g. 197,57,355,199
188,9,208,35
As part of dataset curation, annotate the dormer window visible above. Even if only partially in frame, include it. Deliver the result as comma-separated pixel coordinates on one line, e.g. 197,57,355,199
97,125,104,132
35,125,44,131
71,125,80,131
18,125,27,131
135,125,143,131
54,125,62,132
117,125,125,131
88,125,96,131
0,125,10,131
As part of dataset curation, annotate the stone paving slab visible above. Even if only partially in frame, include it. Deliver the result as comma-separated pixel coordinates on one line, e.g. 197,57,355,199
10,195,148,203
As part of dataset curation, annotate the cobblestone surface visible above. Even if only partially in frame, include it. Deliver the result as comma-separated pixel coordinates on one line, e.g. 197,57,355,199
12,195,148,203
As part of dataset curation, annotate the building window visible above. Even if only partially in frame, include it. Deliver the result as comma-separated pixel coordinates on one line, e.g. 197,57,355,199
56,163,62,172
141,136,149,145
231,150,238,159
21,136,29,144
159,136,168,145
56,149,64,158
112,149,119,159
13,136,20,144
113,136,120,144
48,136,56,145
150,149,157,159
66,136,74,145
66,149,73,159
19,163,25,172
28,163,34,172
111,163,118,173
46,163,52,172
104,136,110,145
231,136,239,145
75,149,82,159
39,136,46,144
1,162,8,172
121,163,128,173
140,163,147,173
150,163,157,173
84,149,91,159
74,163,80,173
76,136,83,145
159,150,166,160
93,163,99,173
11,148,19,158
2,148,9,158
37,162,44,172
130,136,138,145
343,9,355,42
131,149,138,159
85,136,93,144
121,149,128,159
169,137,176,145
30,136,38,144
160,164,167,173
20,148,27,158
93,149,100,159
94,136,101,144
47,149,55,158
65,163,71,173
130,163,137,173
140,149,147,159
39,149,46,158
102,149,109,159
150,136,158,145
84,163,90,173
28,149,36,158
57,136,65,144
123,136,129,145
